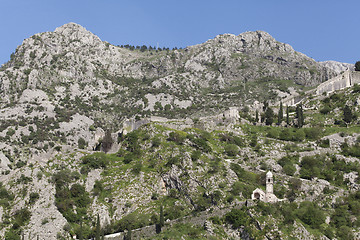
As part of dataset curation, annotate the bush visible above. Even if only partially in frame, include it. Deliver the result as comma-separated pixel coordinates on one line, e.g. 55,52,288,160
4,230,20,240
81,152,109,169
279,128,293,141
29,192,39,204
192,138,212,153
168,131,186,144
283,164,296,176
224,208,250,229
224,144,239,156
191,150,201,161
320,105,331,114
266,128,279,139
78,137,88,149
13,208,31,227
304,127,322,140
230,182,253,198
296,201,325,229
132,162,142,174
293,129,305,142
151,136,161,148
93,180,103,196
299,155,324,179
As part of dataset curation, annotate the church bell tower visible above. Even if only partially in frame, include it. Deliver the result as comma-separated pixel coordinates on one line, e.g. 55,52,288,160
266,171,273,194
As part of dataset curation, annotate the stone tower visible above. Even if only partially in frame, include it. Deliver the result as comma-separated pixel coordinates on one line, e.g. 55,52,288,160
266,171,273,194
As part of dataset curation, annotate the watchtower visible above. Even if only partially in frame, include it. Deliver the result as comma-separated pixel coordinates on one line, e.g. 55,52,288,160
266,171,273,194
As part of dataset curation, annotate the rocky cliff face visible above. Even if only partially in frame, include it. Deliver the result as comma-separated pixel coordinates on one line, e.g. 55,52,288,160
1,23,337,120
320,60,354,74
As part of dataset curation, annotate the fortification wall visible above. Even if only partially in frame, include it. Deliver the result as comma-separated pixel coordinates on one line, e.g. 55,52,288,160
351,71,360,85
315,71,351,95
104,202,246,239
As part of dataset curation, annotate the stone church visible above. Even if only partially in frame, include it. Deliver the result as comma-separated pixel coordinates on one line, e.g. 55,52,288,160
251,171,279,203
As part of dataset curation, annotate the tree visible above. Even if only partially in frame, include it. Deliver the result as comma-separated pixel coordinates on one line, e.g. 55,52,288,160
95,214,101,240
355,61,360,71
79,221,83,240
264,107,274,125
255,110,259,123
102,130,113,153
159,205,164,228
296,104,304,128
286,105,290,125
343,105,353,125
125,228,132,240
278,102,283,124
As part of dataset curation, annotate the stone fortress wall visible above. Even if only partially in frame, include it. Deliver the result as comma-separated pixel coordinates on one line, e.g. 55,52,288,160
280,71,360,107
315,71,360,95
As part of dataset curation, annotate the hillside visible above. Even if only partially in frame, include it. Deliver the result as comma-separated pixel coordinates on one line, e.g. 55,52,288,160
0,23,359,240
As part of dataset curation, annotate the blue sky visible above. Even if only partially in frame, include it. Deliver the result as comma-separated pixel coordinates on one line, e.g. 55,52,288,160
1,0,359,65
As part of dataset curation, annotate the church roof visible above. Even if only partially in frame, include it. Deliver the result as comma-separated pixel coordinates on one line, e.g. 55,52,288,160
266,171,273,178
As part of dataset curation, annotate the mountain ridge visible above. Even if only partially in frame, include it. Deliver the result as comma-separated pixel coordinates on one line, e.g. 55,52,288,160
0,23,359,239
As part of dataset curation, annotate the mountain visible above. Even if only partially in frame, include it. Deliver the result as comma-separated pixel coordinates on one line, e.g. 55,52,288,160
0,23,336,121
0,23,359,239
320,60,354,74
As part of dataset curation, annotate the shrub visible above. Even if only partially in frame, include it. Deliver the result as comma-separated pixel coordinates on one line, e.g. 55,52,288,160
29,192,39,204
14,208,31,226
318,139,330,148
224,144,239,156
6,128,15,136
279,128,293,141
168,131,186,144
296,201,325,229
320,105,331,114
151,136,161,148
93,180,103,196
283,164,296,176
4,230,20,240
78,137,88,149
299,155,324,179
304,127,322,140
81,152,109,169
224,208,250,229
192,138,212,153
132,162,142,174
266,128,279,139
191,150,201,161
293,129,305,142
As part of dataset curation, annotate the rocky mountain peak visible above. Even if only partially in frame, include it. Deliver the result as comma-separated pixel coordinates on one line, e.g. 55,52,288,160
53,22,102,46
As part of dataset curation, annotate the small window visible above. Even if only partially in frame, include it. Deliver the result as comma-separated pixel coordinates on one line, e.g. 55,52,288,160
268,179,271,182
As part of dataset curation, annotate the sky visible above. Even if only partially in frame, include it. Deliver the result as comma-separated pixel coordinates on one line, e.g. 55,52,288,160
0,0,359,65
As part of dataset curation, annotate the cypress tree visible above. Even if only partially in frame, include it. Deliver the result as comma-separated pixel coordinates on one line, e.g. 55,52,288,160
79,221,83,240
96,214,101,240
265,107,274,126
160,205,164,227
343,105,353,125
300,104,304,127
255,110,259,123
278,102,283,124
355,61,360,71
286,105,290,125
296,104,304,128
102,130,113,153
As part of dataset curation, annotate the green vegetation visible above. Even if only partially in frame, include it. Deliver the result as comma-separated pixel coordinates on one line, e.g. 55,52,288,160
355,61,360,71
